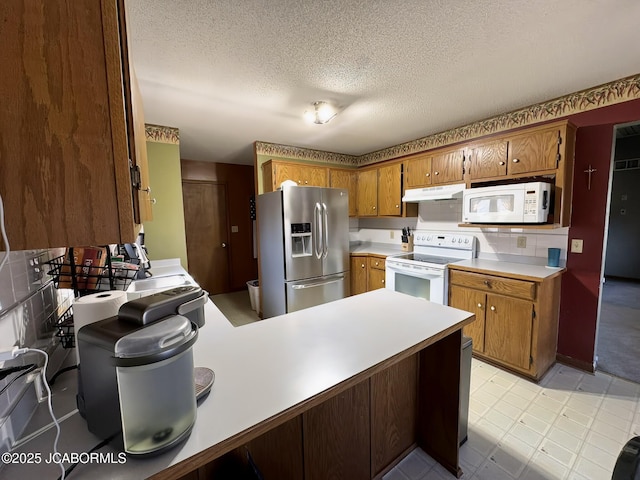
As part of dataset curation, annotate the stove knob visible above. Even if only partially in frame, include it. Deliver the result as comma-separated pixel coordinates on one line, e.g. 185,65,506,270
458,238,463,243
427,235,432,241
464,238,469,244
451,237,457,243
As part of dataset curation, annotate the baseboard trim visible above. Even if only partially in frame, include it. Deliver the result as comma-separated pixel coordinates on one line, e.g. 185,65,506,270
556,353,595,373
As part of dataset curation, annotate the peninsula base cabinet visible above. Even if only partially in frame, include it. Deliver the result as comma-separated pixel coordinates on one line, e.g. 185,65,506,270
448,267,562,381
177,331,464,480
350,254,387,295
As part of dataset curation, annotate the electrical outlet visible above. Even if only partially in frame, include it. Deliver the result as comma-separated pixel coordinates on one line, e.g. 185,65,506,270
390,231,394,239
571,239,584,254
516,236,527,248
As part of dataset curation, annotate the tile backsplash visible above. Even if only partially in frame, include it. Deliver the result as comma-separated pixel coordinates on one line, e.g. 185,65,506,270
0,249,71,455
353,199,569,265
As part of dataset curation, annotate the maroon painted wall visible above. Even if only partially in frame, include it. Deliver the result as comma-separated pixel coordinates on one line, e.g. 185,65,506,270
557,98,640,369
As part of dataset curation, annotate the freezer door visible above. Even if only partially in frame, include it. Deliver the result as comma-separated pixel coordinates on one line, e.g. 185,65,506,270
286,272,350,313
321,188,350,276
283,187,323,281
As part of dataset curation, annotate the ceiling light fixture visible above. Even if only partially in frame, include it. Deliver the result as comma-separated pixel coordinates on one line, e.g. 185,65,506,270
304,101,337,125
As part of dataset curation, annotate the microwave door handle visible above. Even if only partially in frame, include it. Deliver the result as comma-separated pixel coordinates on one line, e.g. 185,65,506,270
314,202,322,259
322,203,328,258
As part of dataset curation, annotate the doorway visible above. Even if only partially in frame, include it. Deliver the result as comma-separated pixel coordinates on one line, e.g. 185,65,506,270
182,180,231,295
596,121,640,383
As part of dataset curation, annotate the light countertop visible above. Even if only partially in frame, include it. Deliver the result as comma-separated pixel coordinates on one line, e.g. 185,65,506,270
349,241,404,257
5,287,473,480
450,258,565,281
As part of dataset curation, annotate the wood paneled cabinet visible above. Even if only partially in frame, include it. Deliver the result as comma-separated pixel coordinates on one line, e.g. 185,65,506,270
350,254,387,295
464,121,576,226
468,126,562,181
329,168,357,217
449,267,562,381
404,148,464,188
262,160,328,192
357,165,416,217
356,169,379,216
0,0,150,250
350,255,369,295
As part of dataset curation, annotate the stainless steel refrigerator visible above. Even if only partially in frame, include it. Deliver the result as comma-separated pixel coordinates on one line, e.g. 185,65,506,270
257,186,350,318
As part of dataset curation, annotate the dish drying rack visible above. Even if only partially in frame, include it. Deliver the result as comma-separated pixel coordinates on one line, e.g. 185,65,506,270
44,246,139,349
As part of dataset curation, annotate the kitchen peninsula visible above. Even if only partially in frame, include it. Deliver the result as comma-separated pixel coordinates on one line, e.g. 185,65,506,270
4,289,474,480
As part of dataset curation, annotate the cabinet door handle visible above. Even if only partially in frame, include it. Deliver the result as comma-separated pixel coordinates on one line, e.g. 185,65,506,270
499,161,505,166
381,279,385,284
361,264,365,268
142,186,151,193
434,171,439,175
222,242,227,248
425,173,430,177
512,158,520,163
490,305,496,311
395,204,399,208
372,206,376,210
477,303,482,308
375,261,379,266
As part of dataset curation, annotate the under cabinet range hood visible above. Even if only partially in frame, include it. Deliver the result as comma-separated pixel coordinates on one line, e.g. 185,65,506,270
402,183,466,202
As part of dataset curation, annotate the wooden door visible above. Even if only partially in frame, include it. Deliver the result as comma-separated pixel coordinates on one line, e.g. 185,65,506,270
182,181,230,295
484,294,533,370
357,169,378,216
330,169,357,217
469,140,508,180
405,155,432,188
377,164,402,216
350,256,368,295
368,267,386,291
431,149,464,184
508,127,559,174
449,285,486,353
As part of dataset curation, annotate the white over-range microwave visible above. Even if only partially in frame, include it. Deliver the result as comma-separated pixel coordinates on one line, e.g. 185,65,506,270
462,182,551,224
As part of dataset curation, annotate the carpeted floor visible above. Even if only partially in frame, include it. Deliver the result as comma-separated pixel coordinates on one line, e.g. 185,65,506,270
211,290,261,327
596,278,640,384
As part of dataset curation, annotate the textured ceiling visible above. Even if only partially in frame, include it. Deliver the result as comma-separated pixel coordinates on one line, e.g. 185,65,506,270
127,0,640,165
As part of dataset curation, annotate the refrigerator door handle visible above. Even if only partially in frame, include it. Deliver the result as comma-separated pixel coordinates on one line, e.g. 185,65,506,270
291,274,345,289
314,202,323,259
322,202,329,259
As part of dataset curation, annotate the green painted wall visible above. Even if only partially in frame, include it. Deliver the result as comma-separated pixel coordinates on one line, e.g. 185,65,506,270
143,142,188,269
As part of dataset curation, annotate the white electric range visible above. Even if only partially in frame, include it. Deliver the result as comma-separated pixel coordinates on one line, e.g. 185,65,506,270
385,233,477,305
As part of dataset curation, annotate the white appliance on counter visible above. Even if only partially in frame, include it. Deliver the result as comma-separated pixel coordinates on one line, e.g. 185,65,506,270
462,181,551,224
385,233,476,305
258,186,350,318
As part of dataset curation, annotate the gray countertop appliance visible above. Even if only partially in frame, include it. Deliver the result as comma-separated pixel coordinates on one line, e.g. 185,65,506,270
258,186,350,318
77,286,206,455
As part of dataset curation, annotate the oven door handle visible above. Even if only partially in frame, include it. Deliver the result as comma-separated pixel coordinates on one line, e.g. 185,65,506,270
386,264,444,277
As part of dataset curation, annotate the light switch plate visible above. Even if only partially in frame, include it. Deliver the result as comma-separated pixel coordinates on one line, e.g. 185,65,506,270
516,236,527,248
571,239,583,253
231,225,239,233
390,231,394,239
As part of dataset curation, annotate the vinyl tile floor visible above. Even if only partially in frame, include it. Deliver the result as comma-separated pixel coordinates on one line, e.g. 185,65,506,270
384,360,638,480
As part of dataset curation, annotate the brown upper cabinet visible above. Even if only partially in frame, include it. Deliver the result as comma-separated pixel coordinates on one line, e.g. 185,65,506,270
0,0,151,250
356,169,379,216
465,120,576,226
377,164,403,216
468,122,571,181
356,164,416,218
262,160,328,192
403,148,464,189
329,169,358,217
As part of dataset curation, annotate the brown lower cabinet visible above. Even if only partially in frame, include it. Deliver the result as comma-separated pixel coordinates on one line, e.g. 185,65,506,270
350,254,387,295
180,331,463,480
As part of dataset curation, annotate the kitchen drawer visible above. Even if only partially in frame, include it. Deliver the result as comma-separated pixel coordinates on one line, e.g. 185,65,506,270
369,257,386,271
449,270,536,300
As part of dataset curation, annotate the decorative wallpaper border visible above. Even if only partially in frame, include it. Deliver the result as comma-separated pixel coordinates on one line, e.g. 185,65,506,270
254,142,356,166
360,73,640,166
145,124,180,144
256,73,640,166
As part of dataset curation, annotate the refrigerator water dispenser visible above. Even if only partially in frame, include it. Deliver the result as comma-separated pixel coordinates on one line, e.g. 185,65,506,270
291,223,312,257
